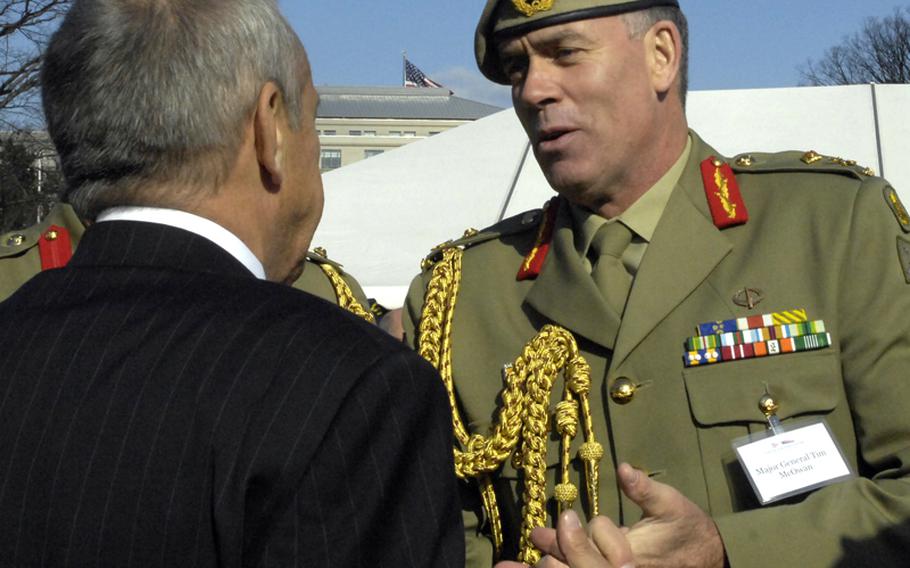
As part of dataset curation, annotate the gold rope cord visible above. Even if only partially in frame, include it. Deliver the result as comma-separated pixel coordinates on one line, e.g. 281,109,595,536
317,262,376,324
417,245,603,565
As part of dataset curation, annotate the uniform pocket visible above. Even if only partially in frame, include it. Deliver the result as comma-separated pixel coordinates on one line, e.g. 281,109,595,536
681,349,844,513
683,349,841,426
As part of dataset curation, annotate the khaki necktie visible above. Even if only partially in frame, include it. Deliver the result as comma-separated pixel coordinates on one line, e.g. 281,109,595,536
590,221,633,317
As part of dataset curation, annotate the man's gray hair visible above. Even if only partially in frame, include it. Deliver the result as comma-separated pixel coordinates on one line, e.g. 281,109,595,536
623,6,689,107
41,0,307,219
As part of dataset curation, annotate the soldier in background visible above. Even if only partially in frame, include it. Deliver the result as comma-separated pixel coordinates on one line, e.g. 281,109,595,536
0,203,373,322
404,0,910,566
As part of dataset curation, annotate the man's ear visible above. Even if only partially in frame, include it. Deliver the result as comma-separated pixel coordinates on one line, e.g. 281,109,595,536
646,21,681,96
254,81,284,189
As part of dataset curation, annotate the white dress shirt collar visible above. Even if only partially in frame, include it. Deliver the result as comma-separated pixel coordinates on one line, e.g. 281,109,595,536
95,206,266,280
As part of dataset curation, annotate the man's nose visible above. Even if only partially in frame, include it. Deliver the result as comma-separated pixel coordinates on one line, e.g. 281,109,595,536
515,59,561,110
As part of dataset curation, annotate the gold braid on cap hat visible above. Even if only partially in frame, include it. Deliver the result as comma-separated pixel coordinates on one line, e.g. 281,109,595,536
417,228,603,565
512,0,555,17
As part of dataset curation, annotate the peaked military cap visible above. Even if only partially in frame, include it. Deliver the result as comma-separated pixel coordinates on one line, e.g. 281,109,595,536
476,0,680,84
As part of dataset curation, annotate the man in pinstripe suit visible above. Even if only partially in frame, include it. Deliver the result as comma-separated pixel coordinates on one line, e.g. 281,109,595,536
0,1,463,566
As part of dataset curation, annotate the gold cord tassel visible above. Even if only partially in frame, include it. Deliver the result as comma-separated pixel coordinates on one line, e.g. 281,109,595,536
417,245,603,564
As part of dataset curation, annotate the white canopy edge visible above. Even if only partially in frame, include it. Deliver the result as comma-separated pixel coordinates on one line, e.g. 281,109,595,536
316,84,910,308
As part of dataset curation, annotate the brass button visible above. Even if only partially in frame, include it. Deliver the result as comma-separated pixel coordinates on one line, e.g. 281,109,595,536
6,234,26,247
712,158,723,167
44,230,58,241
758,394,779,417
610,377,637,404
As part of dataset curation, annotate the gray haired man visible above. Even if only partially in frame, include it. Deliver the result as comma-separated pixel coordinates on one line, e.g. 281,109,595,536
0,1,464,566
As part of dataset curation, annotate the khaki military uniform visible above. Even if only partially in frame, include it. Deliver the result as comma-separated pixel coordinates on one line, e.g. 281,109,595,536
296,248,373,318
0,203,85,302
1,204,371,317
404,132,910,567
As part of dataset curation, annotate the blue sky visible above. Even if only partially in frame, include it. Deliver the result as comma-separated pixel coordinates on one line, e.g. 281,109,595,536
283,0,908,108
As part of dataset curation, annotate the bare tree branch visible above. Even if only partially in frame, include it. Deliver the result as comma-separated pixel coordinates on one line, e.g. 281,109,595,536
799,7,910,86
0,0,69,129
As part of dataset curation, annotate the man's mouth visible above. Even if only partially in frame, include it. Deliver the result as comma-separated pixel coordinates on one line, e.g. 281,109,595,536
536,128,576,150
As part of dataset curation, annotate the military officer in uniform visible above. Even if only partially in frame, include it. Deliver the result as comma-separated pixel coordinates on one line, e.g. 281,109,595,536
404,1,910,566
0,202,373,320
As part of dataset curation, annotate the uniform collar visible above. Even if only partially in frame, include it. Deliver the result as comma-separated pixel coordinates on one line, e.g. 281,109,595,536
568,135,692,270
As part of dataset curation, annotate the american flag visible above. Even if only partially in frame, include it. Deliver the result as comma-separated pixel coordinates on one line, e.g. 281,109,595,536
404,59,443,88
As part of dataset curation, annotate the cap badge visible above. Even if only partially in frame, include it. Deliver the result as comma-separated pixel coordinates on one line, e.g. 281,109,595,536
511,0,555,17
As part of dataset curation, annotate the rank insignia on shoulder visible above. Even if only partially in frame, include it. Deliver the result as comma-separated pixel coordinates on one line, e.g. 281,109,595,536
517,197,559,281
801,151,824,165
37,225,73,270
701,157,749,229
801,150,876,177
885,187,910,233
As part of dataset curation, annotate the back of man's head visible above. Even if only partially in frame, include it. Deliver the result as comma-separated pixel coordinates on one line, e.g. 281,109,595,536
42,0,308,220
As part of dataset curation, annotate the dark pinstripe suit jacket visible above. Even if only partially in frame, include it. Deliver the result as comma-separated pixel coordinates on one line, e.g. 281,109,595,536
0,221,463,567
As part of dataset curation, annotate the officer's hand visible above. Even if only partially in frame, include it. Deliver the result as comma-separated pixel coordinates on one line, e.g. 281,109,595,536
494,510,635,568
618,463,725,568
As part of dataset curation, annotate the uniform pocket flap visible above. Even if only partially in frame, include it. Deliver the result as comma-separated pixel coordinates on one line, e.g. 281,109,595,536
682,350,841,427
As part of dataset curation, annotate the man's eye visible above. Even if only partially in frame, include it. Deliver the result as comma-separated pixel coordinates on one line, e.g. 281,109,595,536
502,59,527,77
555,48,578,59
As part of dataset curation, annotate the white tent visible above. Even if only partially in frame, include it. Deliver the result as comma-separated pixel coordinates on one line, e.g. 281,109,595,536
315,84,910,307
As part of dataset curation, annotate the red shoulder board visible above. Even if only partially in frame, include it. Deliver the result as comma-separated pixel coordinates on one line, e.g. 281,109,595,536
700,157,748,229
517,198,560,281
38,225,73,270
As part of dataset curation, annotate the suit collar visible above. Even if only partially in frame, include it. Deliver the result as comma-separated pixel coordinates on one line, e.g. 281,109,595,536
96,207,266,279
69,221,257,280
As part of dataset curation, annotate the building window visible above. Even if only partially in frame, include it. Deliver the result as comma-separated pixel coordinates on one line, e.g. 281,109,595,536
349,130,362,136
363,130,377,137
429,131,441,136
323,129,336,136
388,130,401,136
320,149,342,171
403,131,417,137
364,149,384,159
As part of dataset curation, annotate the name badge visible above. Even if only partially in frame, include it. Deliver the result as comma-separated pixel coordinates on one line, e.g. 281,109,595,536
733,418,855,504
